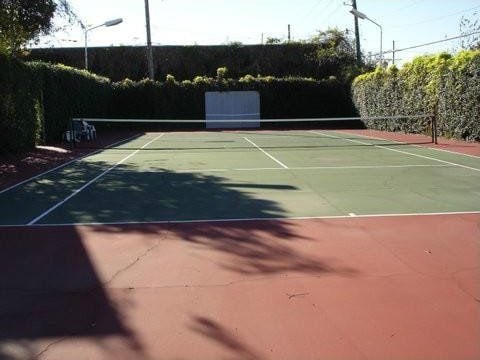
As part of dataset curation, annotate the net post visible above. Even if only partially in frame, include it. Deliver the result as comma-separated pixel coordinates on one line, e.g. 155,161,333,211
432,101,439,145
69,118,75,149
430,113,438,145
430,114,434,144
429,115,435,144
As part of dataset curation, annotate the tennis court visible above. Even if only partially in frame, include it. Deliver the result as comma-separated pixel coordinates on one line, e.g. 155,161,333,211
1,126,480,225
1,124,480,360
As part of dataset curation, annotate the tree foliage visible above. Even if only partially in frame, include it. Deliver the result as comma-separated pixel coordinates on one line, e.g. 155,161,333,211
352,50,480,141
460,11,480,50
0,0,73,55
308,28,360,81
27,28,363,82
265,37,282,44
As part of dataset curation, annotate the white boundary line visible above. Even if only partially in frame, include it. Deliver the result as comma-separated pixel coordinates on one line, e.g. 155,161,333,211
243,137,289,169
27,133,165,225
0,133,142,195
173,164,450,173
2,210,479,228
311,131,480,173
334,130,480,159
419,145,480,159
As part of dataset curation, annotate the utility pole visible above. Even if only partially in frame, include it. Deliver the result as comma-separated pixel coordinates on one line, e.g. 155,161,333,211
352,0,361,64
392,40,395,65
144,0,155,80
288,24,291,42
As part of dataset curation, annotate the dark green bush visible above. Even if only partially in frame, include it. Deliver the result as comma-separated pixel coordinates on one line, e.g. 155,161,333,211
26,43,361,82
1,58,355,153
27,62,112,142
1,56,112,152
0,53,41,152
352,51,480,141
111,73,355,120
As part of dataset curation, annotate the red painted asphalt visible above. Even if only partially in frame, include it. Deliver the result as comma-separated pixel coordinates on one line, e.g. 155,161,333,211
1,213,479,359
341,129,480,157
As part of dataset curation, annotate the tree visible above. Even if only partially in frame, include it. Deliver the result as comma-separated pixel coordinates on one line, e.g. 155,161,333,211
460,11,480,49
0,0,74,55
308,28,360,80
265,37,282,45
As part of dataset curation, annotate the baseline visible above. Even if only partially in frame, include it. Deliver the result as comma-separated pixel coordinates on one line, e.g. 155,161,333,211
1,210,479,228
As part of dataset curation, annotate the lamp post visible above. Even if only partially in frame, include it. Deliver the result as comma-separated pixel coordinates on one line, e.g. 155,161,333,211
350,8,382,66
144,0,155,80
83,18,123,70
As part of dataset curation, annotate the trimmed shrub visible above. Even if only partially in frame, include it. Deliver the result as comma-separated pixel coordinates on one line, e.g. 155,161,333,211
352,51,480,141
27,62,112,142
438,51,480,140
0,54,40,152
110,71,355,120
1,59,355,154
26,43,360,82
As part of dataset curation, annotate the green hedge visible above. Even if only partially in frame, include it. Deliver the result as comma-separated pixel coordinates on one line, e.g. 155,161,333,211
438,51,480,140
1,56,355,153
0,56,112,152
111,74,355,120
27,62,112,142
26,43,359,82
352,50,480,141
0,54,40,152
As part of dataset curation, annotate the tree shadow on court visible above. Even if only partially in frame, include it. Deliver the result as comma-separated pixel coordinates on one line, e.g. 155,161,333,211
189,316,264,360
0,226,148,360
57,161,358,277
0,159,357,359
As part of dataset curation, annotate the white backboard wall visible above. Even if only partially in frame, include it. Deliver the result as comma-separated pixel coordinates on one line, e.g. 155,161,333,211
205,91,260,128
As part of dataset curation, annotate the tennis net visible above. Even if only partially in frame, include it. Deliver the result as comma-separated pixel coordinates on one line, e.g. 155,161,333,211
67,114,438,150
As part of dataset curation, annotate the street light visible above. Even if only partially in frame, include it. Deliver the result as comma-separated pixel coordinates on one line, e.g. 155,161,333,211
83,18,123,70
350,9,383,66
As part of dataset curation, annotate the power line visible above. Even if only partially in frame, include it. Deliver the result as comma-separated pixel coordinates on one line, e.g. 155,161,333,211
323,2,343,22
297,0,328,22
316,0,338,23
391,0,425,14
371,30,480,56
394,4,480,27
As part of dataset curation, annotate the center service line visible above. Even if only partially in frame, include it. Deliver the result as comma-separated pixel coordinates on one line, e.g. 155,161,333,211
243,137,289,169
27,133,165,225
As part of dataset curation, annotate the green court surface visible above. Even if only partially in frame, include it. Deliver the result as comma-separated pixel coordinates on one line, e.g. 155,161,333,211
1,130,480,226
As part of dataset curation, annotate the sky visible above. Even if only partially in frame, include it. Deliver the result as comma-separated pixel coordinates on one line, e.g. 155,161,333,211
38,0,480,65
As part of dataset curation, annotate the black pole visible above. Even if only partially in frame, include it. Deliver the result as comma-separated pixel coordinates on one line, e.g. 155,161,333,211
144,0,155,80
352,0,361,64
